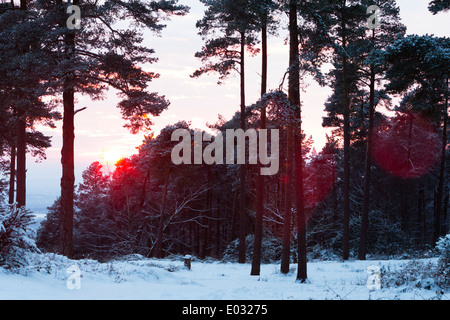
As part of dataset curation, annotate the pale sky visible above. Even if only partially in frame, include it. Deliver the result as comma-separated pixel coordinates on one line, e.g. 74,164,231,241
25,0,449,211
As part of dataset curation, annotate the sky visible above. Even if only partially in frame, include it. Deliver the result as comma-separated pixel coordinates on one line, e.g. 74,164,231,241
24,0,449,212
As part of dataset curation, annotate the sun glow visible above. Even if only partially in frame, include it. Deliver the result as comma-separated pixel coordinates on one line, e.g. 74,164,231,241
102,149,122,165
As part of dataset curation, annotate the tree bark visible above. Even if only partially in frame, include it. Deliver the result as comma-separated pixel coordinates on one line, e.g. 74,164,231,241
60,85,75,258
238,30,247,264
231,189,238,239
287,0,307,282
155,165,171,258
8,143,16,205
444,189,449,234
341,3,351,261
16,117,26,208
281,127,293,274
15,0,28,208
251,23,268,276
434,75,448,244
59,0,79,258
358,56,376,260
417,188,424,245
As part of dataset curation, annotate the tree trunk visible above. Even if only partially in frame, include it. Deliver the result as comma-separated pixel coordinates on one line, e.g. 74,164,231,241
422,189,428,244
281,127,293,274
287,0,307,282
16,117,26,208
16,0,28,208
216,195,222,258
231,189,238,239
60,85,75,258
238,30,247,264
341,4,351,261
155,165,170,258
444,189,449,234
8,143,16,205
251,23,268,276
59,0,78,258
358,56,376,260
206,167,212,257
417,188,424,245
434,75,448,243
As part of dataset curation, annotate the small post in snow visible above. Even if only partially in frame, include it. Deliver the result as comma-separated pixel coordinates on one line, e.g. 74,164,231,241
184,255,192,270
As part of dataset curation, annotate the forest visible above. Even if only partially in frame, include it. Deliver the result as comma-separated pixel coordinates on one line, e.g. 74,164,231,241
0,0,449,287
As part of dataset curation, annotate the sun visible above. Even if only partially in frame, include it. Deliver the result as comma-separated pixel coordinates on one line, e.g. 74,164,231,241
102,149,122,165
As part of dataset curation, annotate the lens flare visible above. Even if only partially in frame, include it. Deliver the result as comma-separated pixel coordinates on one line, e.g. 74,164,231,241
372,113,440,179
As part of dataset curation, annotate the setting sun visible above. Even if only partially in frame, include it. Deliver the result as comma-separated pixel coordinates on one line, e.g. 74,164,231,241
102,149,122,164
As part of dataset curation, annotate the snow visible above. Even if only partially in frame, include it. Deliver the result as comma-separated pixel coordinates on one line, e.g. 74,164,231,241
0,253,447,300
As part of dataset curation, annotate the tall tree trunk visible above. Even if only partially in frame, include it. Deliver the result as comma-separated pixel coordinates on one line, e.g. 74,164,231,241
341,3,351,260
417,188,424,246
59,0,79,258
155,165,170,258
435,75,448,243
8,143,16,205
216,195,222,258
422,189,428,244
60,85,75,258
287,0,307,282
206,166,212,257
251,23,268,276
16,0,28,208
332,168,339,231
358,52,376,260
231,189,238,239
281,127,293,274
16,117,26,208
444,189,449,234
238,30,247,264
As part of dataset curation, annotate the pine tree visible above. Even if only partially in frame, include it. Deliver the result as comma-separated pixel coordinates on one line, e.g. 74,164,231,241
193,0,261,263
383,35,450,244
250,0,279,276
357,0,406,260
33,0,188,258
75,162,112,258
317,0,367,260
428,0,450,14
0,0,60,207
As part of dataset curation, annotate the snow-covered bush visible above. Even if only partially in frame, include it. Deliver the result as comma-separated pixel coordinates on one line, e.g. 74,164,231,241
436,234,450,263
436,234,450,287
0,204,39,269
380,260,439,290
381,241,450,294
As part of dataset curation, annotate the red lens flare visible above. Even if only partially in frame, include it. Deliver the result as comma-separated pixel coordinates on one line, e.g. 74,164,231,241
271,149,337,238
372,113,441,179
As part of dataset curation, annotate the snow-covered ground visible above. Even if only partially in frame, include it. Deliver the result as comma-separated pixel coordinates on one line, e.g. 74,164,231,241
0,253,447,300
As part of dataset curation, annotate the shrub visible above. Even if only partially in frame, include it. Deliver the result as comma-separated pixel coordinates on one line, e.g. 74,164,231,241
380,260,438,290
379,235,450,294
0,204,39,269
436,234,450,287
